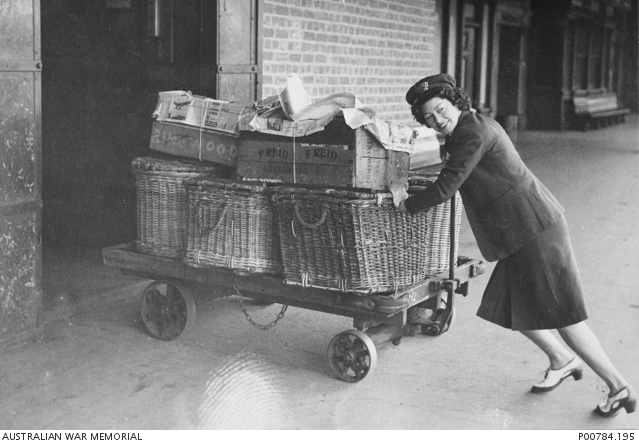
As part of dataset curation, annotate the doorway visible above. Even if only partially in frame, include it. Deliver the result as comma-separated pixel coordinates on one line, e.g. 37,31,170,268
460,1,482,107
39,0,260,319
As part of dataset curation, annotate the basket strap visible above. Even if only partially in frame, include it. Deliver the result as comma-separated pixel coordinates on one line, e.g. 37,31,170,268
293,202,329,229
198,202,228,235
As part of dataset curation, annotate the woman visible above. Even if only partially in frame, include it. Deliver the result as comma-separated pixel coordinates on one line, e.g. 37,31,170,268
391,73,636,417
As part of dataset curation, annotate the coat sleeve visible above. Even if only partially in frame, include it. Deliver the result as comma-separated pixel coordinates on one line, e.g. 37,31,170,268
404,124,486,214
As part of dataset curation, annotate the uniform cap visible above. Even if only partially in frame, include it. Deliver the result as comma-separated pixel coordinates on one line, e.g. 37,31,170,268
406,73,456,106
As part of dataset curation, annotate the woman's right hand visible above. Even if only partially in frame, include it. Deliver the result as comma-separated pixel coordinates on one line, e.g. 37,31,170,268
389,184,409,210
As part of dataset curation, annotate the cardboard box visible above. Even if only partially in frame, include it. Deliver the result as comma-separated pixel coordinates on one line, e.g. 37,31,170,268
237,124,409,190
153,91,247,134
149,121,239,168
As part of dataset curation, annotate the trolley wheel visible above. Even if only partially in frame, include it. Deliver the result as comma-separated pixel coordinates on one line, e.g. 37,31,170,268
140,280,196,341
327,330,377,383
421,308,455,336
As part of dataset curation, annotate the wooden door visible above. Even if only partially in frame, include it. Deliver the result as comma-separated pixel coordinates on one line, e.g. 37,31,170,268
460,1,482,108
0,0,43,347
497,24,521,116
461,25,477,101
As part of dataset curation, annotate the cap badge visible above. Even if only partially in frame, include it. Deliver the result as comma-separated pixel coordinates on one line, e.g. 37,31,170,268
414,81,429,95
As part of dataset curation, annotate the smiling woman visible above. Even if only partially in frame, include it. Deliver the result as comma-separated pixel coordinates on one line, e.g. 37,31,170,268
390,73,637,418
409,77,477,138
420,97,462,136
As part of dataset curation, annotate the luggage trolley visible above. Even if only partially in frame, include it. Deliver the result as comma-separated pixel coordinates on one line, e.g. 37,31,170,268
102,195,484,382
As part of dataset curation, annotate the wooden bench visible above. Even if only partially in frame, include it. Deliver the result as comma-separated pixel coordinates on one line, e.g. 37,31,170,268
572,92,631,131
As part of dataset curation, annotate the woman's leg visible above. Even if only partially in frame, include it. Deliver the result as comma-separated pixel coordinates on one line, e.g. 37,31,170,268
520,329,575,369
557,321,628,393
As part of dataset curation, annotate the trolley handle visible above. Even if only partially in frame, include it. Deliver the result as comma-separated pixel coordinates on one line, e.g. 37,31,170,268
449,193,457,281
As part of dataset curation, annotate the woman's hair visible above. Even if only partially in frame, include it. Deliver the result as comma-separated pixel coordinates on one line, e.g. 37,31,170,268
410,87,472,125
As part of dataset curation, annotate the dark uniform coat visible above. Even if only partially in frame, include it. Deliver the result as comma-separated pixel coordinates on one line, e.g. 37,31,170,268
404,110,587,330
404,110,564,262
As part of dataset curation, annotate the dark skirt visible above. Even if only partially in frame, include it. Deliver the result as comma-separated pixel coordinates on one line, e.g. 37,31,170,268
476,215,588,331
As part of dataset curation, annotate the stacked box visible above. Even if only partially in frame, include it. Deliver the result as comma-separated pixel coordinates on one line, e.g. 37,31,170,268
184,177,282,275
149,121,240,168
149,90,247,167
271,179,461,295
153,91,246,134
237,120,409,191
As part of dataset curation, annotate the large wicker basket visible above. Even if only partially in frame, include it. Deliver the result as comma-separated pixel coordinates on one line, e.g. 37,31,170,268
271,180,461,295
183,177,283,275
132,157,229,259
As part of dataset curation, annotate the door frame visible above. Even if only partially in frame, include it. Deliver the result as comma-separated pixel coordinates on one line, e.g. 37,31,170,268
490,2,530,129
0,0,43,349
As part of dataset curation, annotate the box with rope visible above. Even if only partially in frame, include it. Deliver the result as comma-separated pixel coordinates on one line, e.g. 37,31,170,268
237,116,410,191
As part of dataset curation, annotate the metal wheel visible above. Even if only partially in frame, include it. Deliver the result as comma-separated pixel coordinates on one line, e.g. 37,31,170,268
327,330,377,383
140,280,196,341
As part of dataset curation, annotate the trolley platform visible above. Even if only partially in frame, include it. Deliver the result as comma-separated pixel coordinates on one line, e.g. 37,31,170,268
102,242,484,382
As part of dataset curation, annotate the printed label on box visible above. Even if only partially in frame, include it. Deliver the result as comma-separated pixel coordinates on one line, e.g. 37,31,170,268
203,101,245,134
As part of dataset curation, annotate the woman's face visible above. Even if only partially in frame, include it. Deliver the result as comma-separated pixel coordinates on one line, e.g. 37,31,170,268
419,96,461,136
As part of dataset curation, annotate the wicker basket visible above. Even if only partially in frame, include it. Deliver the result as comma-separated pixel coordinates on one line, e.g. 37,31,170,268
132,157,230,259
408,176,462,276
183,177,283,275
271,180,461,295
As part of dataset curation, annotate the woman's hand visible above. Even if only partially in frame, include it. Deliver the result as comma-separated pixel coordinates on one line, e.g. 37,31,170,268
389,184,409,211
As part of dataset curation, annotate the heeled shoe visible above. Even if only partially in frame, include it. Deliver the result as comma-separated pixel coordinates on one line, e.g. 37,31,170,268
595,386,637,417
531,357,583,393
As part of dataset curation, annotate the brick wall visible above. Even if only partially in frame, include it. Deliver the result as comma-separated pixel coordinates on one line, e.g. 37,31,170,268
262,0,441,125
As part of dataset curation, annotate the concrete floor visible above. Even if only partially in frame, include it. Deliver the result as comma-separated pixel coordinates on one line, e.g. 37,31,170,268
1,116,638,430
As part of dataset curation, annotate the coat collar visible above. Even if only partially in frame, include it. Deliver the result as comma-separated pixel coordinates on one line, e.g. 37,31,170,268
444,109,474,145
448,109,474,138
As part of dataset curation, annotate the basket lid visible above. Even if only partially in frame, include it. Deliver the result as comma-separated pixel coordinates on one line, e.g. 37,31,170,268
183,176,270,192
270,184,389,200
131,156,222,173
